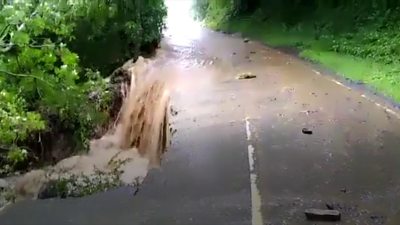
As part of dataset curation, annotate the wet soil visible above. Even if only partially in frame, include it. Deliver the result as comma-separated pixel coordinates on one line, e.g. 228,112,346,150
1,1,400,224
2,57,171,204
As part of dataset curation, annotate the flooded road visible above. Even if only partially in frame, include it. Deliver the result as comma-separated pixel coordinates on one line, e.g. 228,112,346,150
2,1,400,224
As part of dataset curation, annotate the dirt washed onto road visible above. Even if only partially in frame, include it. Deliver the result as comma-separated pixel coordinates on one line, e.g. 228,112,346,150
1,57,171,207
2,1,400,224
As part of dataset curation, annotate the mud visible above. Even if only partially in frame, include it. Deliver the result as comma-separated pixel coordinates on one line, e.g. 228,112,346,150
7,57,170,202
2,1,400,224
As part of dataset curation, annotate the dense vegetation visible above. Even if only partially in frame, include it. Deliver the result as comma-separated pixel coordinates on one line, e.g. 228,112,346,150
0,0,166,174
194,0,400,101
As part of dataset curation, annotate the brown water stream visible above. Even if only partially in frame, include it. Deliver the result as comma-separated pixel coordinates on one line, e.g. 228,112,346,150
2,1,400,224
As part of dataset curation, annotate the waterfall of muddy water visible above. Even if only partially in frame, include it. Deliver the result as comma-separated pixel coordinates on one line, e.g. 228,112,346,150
13,57,171,200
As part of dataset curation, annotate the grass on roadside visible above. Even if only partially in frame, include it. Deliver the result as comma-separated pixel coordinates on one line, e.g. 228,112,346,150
216,17,400,102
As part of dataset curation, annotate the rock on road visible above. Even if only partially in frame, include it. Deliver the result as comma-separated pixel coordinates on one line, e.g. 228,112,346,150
1,2,400,225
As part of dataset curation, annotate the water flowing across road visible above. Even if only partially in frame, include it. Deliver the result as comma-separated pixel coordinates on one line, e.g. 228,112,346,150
2,1,400,224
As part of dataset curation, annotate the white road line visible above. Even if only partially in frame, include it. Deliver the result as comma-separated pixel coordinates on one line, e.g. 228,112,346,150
248,145,255,172
250,173,263,225
385,108,399,117
333,80,344,87
316,69,400,119
245,117,252,141
331,79,352,90
312,69,321,75
361,95,400,119
333,82,400,119
245,118,263,225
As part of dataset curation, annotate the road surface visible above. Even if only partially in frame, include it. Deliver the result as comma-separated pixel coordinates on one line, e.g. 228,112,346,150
1,3,400,225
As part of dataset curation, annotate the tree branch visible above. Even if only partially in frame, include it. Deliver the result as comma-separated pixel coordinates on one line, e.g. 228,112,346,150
0,70,53,86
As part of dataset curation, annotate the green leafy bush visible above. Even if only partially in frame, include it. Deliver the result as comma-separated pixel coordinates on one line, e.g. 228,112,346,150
194,0,400,65
193,0,237,28
0,0,166,173
69,0,167,74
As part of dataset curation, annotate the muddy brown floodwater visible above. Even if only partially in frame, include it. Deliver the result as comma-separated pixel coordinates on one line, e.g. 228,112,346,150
1,1,400,225
7,57,171,202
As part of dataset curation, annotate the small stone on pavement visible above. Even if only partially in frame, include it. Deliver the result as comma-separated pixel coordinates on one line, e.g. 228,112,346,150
302,128,313,135
305,208,341,221
236,72,256,80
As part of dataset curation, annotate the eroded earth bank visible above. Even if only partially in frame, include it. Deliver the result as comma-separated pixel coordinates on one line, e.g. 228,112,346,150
1,1,400,225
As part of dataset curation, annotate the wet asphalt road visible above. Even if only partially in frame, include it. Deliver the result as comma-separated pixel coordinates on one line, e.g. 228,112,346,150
2,2,400,225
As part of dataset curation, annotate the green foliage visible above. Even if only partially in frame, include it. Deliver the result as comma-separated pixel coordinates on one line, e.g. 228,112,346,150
69,0,167,74
193,0,237,28
7,148,28,167
0,90,45,143
43,171,123,198
194,0,400,64
332,28,400,64
0,0,166,173
194,0,400,102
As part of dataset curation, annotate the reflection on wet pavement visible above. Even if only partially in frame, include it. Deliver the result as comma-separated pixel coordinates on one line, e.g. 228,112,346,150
1,0,400,224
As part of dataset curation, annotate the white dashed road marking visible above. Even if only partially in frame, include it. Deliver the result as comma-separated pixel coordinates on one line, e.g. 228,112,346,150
361,95,400,119
245,117,252,141
245,117,263,225
328,78,400,119
248,145,255,172
312,69,321,75
331,79,352,90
